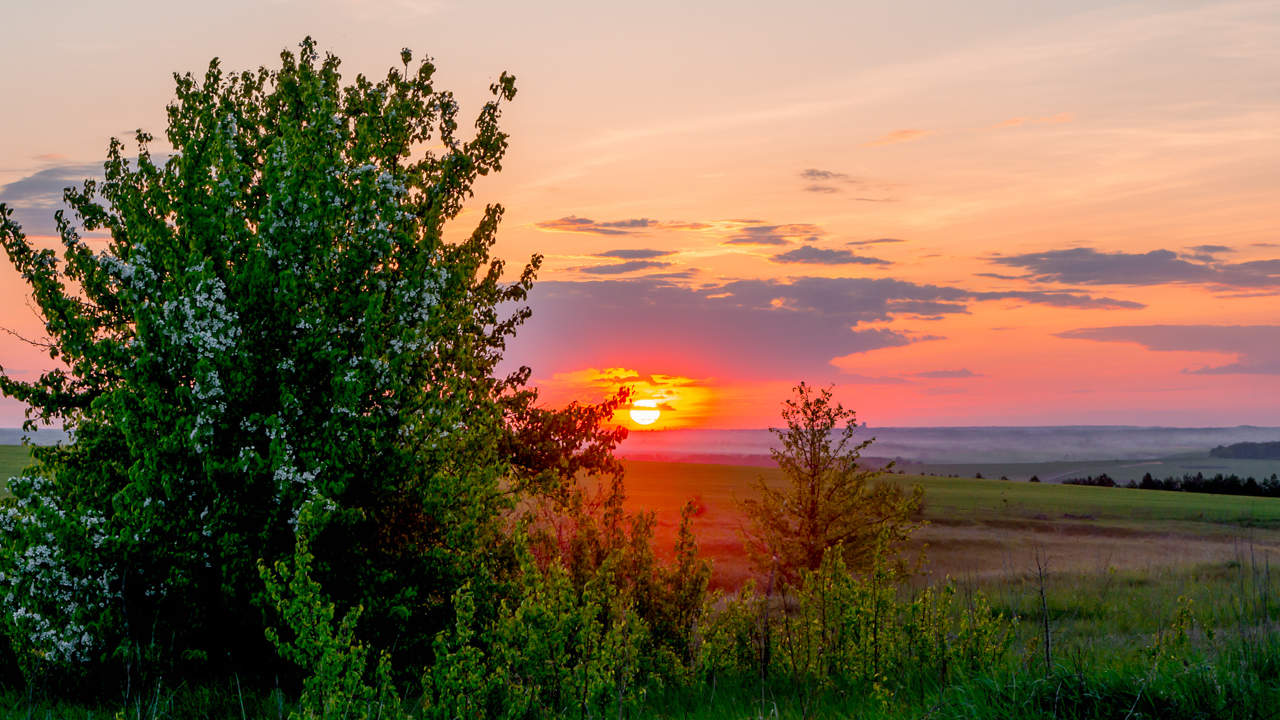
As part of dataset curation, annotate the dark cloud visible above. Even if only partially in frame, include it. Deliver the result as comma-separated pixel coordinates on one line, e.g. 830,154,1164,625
772,245,891,266
578,260,671,275
800,168,852,182
991,247,1280,289
847,238,905,247
639,270,698,280
724,223,823,246
1057,325,1280,374
797,169,896,201
841,373,911,385
506,275,1141,381
596,248,672,260
1184,244,1233,262
536,216,649,235
0,163,102,236
1232,259,1280,274
913,369,981,378
724,235,788,246
979,290,1143,309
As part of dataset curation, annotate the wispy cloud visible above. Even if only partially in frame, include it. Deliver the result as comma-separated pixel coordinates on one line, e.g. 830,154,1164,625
723,223,824,246
0,162,103,236
847,238,905,247
1058,325,1280,375
992,112,1075,129
536,216,659,235
577,260,671,275
800,168,853,182
596,248,673,260
535,216,709,236
1189,245,1233,254
862,129,933,147
841,373,911,385
796,168,897,200
912,368,982,378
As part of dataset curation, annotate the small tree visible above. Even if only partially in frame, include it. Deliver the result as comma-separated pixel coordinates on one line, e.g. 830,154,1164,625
741,382,922,585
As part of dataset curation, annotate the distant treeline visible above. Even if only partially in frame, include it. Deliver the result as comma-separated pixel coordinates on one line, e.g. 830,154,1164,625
1063,471,1280,498
1210,441,1280,459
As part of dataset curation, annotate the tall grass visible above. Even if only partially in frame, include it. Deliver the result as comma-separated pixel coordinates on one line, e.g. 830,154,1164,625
6,554,1280,719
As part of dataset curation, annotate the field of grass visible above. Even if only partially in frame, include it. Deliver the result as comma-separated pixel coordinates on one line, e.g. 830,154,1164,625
898,455,1280,484
620,460,1280,718
0,446,31,495
622,460,1280,588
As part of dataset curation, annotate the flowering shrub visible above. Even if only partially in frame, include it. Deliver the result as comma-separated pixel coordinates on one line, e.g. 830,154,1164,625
0,476,117,680
0,37,535,682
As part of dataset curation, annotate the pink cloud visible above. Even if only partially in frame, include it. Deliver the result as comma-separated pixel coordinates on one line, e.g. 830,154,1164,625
862,129,933,147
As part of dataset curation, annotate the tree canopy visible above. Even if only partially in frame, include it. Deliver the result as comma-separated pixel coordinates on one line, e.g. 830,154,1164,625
0,38,558,682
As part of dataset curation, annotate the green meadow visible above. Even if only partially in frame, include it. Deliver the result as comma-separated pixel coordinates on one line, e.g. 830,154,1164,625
622,460,1280,587
0,446,30,495
898,455,1280,485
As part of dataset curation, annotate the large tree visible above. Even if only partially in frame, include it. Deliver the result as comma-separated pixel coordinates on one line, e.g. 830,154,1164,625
741,382,923,586
0,38,552,683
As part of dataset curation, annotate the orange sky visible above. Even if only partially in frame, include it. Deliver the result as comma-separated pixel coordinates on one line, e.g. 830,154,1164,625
2,1,1279,429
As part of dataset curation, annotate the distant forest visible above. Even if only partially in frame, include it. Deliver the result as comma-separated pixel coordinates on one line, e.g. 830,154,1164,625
1063,471,1280,498
1210,441,1280,459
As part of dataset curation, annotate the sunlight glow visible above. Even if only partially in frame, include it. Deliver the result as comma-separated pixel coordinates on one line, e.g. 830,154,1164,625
629,399,660,426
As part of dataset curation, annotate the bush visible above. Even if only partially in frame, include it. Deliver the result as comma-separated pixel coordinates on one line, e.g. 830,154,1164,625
260,501,403,720
424,540,651,719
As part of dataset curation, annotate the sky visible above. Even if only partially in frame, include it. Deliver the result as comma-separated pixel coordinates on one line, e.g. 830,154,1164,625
1,0,1278,429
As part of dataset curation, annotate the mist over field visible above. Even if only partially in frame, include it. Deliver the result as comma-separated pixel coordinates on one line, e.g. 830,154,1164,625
616,426,1280,464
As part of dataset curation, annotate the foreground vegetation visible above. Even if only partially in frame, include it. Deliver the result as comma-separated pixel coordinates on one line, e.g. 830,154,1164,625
6,448,1280,717
4,538,1279,718
0,447,24,495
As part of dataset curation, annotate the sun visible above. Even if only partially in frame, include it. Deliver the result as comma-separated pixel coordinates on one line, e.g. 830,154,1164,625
629,399,661,426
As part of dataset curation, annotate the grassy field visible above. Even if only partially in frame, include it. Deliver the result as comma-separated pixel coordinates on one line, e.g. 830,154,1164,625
897,455,1280,484
0,446,31,495
621,460,1280,588
622,460,1280,718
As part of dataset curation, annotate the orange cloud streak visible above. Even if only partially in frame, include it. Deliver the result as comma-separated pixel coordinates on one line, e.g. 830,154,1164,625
861,128,934,147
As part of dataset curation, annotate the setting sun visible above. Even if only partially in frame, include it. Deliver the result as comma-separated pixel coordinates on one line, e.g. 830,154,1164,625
629,399,660,426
